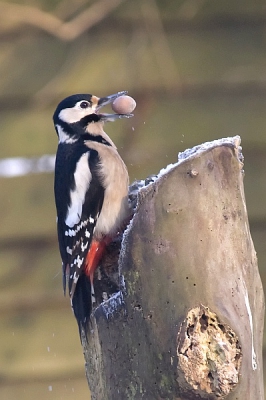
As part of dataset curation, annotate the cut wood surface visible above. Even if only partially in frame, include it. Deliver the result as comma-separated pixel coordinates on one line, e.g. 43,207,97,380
84,137,264,400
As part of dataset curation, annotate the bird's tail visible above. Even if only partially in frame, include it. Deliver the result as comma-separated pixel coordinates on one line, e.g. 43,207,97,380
71,273,94,340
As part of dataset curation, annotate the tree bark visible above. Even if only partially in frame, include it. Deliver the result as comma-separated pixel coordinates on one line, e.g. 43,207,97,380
82,136,264,400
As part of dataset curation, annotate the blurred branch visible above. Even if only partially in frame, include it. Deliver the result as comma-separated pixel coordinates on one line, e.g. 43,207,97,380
33,40,90,106
178,0,207,20
140,0,180,90
1,7,266,41
2,80,266,111
0,0,126,41
54,0,89,20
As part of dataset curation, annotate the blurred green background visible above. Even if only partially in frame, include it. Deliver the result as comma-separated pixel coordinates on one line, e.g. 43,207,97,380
0,0,266,399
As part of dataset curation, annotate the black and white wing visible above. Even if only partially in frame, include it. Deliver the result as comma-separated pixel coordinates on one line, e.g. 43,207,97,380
55,148,104,298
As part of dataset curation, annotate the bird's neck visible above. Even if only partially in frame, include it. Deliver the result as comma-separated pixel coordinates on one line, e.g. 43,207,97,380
56,117,115,148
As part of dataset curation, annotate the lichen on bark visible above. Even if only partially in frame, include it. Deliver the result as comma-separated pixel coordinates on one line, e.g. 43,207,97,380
177,305,242,399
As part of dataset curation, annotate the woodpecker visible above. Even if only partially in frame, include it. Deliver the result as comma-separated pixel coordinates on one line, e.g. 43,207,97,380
53,91,132,336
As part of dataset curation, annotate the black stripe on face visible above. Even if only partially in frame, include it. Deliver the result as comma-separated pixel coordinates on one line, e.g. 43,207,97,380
81,133,112,146
79,114,101,126
55,120,112,146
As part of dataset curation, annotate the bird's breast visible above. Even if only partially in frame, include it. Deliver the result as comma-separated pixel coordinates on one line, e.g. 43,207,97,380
85,140,129,237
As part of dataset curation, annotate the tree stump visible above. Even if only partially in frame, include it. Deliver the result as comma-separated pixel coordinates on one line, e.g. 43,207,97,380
82,136,264,400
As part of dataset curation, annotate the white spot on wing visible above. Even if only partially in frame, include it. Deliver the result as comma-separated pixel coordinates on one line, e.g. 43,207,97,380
73,255,84,269
65,153,92,227
65,228,77,237
76,219,88,232
85,229,91,238
81,241,89,252
73,271,79,284
66,246,72,255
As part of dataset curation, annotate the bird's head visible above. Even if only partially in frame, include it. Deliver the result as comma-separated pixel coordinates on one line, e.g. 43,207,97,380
53,91,133,143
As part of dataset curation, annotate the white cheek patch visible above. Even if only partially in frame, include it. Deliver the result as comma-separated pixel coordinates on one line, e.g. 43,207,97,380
58,103,97,124
65,154,91,227
59,108,77,123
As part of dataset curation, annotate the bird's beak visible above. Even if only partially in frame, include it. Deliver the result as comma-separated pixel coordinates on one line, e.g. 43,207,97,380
97,91,127,108
96,91,133,122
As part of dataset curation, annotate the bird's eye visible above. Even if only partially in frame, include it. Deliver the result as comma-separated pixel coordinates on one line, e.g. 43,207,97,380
80,101,89,109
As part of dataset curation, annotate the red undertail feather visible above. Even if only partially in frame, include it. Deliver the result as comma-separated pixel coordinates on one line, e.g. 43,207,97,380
84,237,112,282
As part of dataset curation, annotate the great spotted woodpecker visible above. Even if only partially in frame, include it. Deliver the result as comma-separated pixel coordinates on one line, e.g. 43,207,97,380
53,91,132,335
